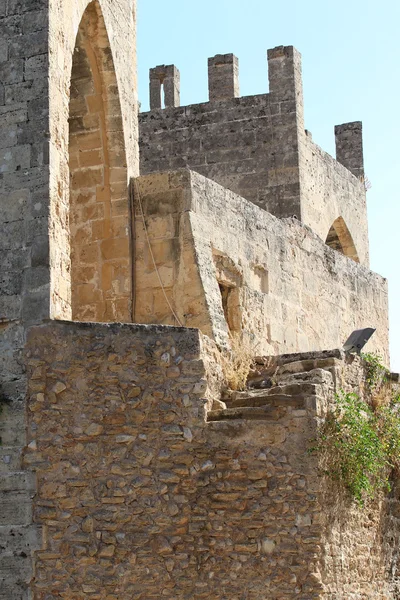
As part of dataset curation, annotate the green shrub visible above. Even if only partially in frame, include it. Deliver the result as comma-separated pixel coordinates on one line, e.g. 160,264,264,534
312,390,400,505
361,351,389,393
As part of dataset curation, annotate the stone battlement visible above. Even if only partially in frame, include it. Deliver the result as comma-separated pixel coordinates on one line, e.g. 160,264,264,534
140,47,369,265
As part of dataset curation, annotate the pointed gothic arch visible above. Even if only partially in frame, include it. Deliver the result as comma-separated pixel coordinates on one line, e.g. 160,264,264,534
68,0,131,322
325,217,359,263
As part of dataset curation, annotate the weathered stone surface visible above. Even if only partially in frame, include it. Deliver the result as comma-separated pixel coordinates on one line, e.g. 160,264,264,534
0,2,395,598
0,1,139,597
135,169,388,359
24,322,400,599
140,46,369,266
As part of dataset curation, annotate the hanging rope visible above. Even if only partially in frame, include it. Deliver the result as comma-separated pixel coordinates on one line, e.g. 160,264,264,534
133,180,183,327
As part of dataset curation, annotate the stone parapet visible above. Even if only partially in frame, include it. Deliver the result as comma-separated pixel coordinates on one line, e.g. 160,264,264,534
134,169,388,359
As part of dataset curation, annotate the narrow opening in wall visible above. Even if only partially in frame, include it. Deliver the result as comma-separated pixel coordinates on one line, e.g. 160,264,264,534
213,249,243,334
160,79,165,109
325,217,359,263
218,282,241,334
219,282,231,329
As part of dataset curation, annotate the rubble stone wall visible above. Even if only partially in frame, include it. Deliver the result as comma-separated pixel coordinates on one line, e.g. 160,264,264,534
24,322,400,599
134,170,389,361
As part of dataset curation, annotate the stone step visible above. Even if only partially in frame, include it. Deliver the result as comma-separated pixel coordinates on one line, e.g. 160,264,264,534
276,368,333,386
249,352,342,385
254,348,343,367
275,358,339,377
226,393,306,409
207,405,285,422
224,383,319,405
0,524,41,555
0,447,22,473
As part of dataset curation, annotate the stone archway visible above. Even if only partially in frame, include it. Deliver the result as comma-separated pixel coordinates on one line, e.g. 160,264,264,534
325,216,359,263
68,0,131,322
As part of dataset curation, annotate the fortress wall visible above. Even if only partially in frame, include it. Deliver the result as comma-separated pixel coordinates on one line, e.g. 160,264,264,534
299,134,369,266
140,48,369,268
140,47,305,221
49,0,138,321
139,92,303,220
23,320,324,599
24,321,400,599
135,170,389,362
0,2,51,595
0,2,138,597
133,171,214,336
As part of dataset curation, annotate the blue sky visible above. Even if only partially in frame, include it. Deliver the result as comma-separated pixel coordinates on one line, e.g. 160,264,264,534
136,0,400,370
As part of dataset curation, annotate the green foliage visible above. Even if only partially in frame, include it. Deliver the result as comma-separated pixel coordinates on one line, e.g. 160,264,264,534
312,391,400,505
361,351,389,392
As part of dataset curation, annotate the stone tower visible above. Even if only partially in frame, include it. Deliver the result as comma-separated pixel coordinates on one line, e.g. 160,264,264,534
0,1,138,596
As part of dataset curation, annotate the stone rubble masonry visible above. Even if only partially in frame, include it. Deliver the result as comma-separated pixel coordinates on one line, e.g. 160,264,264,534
139,45,369,266
0,1,138,597
150,64,180,110
134,169,389,361
24,321,400,599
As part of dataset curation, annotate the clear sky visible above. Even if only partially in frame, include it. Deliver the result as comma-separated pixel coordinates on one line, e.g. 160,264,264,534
136,0,400,370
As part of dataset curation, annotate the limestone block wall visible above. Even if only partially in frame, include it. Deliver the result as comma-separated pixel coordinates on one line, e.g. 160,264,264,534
135,170,389,363
134,171,214,336
299,134,369,266
140,46,305,221
24,322,400,599
0,3,51,595
139,46,369,266
50,0,138,321
67,2,135,322
0,1,138,596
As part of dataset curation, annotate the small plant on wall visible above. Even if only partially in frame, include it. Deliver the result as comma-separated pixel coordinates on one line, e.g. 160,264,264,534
220,333,256,391
311,353,400,505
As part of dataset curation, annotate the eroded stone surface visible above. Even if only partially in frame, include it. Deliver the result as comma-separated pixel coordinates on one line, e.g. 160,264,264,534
135,170,388,359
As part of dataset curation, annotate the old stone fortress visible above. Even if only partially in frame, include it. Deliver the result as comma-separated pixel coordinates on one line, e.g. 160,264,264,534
0,0,398,598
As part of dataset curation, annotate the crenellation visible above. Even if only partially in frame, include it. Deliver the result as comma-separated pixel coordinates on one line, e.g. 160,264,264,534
335,120,364,179
267,45,304,130
208,52,239,101
149,64,180,109
141,46,368,265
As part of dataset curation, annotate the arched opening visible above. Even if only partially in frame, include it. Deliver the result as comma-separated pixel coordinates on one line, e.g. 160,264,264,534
325,217,359,263
68,1,131,322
